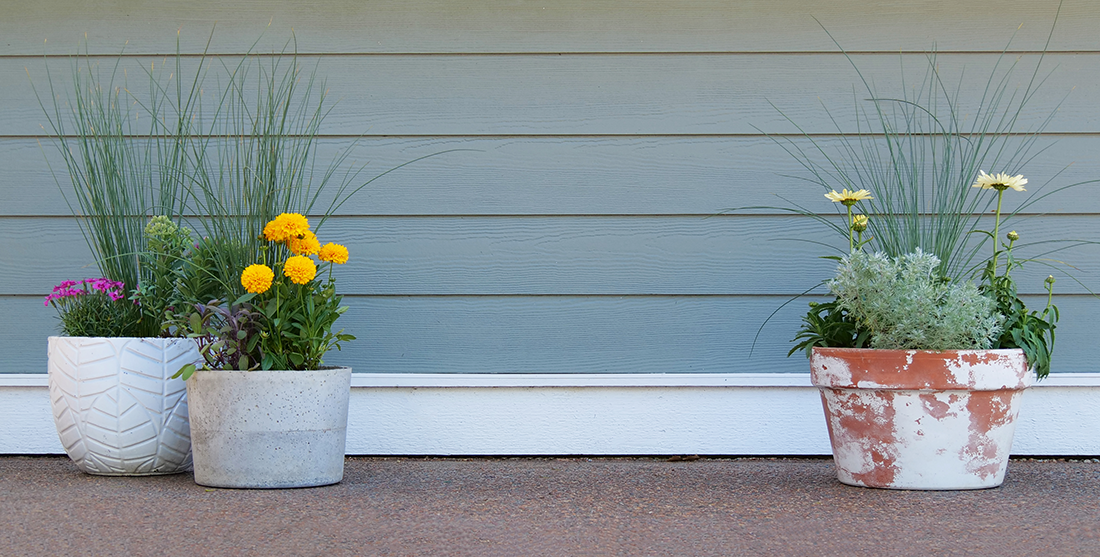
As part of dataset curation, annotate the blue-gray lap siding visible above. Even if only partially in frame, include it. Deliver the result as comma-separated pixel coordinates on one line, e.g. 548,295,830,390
3,0,1098,373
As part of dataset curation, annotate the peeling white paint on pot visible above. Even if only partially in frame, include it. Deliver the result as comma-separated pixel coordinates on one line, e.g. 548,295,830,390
47,336,198,475
186,367,352,489
811,348,1032,490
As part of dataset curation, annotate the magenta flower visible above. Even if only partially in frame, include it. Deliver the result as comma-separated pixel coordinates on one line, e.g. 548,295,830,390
53,280,79,292
44,278,127,307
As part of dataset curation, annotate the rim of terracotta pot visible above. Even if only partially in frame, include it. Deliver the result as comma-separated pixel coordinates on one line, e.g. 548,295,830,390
810,347,1031,391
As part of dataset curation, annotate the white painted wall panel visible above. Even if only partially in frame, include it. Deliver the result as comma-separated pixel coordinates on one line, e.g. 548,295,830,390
5,373,1100,456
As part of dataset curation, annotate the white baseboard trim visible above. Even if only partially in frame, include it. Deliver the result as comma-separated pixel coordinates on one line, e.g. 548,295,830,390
5,373,1100,456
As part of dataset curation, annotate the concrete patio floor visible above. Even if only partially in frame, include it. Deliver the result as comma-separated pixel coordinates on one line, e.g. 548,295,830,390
2,456,1098,556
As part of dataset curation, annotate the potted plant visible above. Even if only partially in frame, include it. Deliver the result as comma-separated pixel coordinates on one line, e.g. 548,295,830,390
769,15,1088,489
153,35,436,488
169,213,354,489
796,178,1057,490
33,38,214,476
151,42,362,489
46,218,200,476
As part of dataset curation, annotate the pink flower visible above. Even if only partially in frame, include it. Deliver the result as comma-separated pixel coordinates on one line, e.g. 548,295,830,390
45,278,126,307
44,288,85,306
53,280,78,292
83,278,125,297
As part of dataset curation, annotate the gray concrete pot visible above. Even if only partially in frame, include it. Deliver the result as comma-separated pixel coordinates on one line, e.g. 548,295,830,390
47,336,198,475
187,366,351,489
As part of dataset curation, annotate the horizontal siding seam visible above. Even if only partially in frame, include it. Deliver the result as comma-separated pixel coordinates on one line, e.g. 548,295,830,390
4,213,1099,218
5,50,1100,59
10,132,1100,140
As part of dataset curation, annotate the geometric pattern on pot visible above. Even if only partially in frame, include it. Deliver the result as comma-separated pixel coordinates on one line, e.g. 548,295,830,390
47,337,198,475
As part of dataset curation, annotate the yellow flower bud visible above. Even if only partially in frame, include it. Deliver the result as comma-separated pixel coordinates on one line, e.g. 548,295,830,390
851,214,868,233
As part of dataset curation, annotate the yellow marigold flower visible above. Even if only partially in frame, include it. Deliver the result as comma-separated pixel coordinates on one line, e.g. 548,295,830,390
240,264,275,294
318,242,349,264
972,170,1027,192
262,220,282,242
288,230,321,256
262,213,311,243
283,255,317,285
851,214,868,232
824,188,874,206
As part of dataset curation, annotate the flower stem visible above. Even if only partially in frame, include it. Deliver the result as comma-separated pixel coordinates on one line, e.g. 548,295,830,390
846,205,854,252
991,189,1004,275
1044,275,1056,317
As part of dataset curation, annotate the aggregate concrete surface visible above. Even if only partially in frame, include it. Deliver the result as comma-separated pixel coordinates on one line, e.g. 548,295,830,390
1,456,1098,556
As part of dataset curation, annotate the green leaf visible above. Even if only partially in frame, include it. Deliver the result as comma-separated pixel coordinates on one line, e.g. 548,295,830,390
172,363,196,381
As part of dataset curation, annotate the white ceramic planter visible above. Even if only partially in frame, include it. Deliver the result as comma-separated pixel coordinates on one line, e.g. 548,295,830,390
47,336,199,475
187,367,352,489
811,347,1032,490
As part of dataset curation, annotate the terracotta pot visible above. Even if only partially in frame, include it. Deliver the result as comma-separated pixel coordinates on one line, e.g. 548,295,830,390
810,347,1031,490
